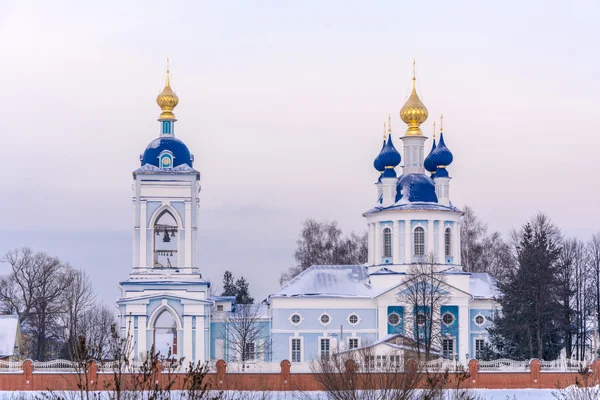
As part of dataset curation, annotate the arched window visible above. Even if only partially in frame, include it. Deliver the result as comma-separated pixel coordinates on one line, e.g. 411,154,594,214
444,228,452,257
154,310,178,357
160,153,173,168
414,227,425,256
154,210,178,268
383,227,392,258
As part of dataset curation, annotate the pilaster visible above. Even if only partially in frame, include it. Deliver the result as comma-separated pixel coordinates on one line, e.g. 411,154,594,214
404,220,412,263
137,316,147,359
183,316,193,362
368,223,375,265
392,220,400,264
374,222,381,264
427,220,434,259
185,201,192,267
140,200,147,269
438,220,445,264
459,305,470,364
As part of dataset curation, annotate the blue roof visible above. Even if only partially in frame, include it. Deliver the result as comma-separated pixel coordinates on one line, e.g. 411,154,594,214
395,173,438,203
373,139,386,172
379,135,401,168
382,168,397,178
141,137,193,168
428,132,453,168
423,138,437,173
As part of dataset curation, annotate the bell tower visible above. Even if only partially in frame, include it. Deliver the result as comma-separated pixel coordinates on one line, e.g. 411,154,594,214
118,61,211,363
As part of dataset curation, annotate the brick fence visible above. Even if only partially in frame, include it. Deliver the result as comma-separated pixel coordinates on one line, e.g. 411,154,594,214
1,359,599,391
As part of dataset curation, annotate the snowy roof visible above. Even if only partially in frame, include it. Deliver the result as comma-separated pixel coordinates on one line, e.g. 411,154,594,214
0,314,19,357
364,201,461,215
133,163,199,175
271,265,379,298
469,273,500,299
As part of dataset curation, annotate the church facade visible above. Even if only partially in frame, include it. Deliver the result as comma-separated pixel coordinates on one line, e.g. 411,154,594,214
118,65,499,366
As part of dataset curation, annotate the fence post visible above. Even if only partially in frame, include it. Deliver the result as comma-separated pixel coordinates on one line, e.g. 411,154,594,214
87,360,98,386
216,359,227,386
468,359,479,386
280,359,291,386
406,359,417,383
593,359,600,385
153,360,162,387
529,359,541,388
23,359,33,387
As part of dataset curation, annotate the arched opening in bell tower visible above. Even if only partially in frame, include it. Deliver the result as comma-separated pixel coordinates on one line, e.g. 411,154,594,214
153,210,178,268
153,309,178,357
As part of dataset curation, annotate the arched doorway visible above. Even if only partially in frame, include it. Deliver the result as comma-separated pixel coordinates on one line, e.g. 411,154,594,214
153,310,178,357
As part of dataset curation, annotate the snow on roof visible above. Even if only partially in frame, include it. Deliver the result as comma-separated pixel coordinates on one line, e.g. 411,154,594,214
0,314,19,357
271,265,377,298
469,273,500,299
133,163,199,175
364,202,461,215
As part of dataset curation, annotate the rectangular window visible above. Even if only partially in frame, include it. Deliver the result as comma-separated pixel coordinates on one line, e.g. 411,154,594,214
320,338,330,359
475,339,485,359
348,338,359,350
383,228,392,258
216,305,223,312
442,338,454,360
444,228,452,257
244,342,255,360
390,355,402,369
414,228,425,256
291,338,302,363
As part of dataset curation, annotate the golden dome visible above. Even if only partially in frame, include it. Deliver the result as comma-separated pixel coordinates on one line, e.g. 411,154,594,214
156,60,179,120
399,63,428,136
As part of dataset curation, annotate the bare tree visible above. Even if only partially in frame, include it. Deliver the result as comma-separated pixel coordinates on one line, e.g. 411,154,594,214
61,269,96,359
398,257,449,360
281,219,368,284
223,304,271,369
0,247,74,360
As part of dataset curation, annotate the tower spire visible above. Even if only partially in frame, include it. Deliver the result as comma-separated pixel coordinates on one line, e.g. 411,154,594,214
383,121,387,140
440,114,444,133
165,57,171,87
433,121,436,140
387,114,392,134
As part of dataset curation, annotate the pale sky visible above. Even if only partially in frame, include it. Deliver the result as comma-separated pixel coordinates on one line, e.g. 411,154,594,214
1,0,599,305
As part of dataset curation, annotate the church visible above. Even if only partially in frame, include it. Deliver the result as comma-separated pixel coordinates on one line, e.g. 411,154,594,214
117,64,499,366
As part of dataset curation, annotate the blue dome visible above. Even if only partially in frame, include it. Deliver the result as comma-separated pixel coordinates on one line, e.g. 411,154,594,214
395,174,438,203
428,132,453,167
434,167,449,178
141,137,193,167
382,168,397,178
380,135,401,168
423,138,437,173
373,139,386,172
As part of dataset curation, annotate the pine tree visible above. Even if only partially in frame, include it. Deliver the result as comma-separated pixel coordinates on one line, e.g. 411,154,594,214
235,277,254,304
221,270,237,297
490,213,563,360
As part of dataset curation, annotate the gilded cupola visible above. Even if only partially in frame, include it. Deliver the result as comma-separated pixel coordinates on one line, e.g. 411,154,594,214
399,61,428,136
156,59,179,120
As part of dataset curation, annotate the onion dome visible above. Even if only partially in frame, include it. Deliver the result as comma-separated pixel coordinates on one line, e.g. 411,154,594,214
156,59,179,120
399,61,428,136
379,117,401,170
395,174,438,203
141,137,193,167
429,131,453,169
424,130,438,175
373,122,387,172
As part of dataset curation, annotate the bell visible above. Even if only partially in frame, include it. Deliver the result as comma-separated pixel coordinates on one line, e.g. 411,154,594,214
171,230,175,237
162,229,171,243
156,230,160,236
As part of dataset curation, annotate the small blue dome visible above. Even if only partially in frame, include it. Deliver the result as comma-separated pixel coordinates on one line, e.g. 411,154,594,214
141,137,193,167
423,138,437,173
395,174,438,203
434,167,449,178
382,168,397,178
379,135,401,168
373,139,386,172
428,132,453,167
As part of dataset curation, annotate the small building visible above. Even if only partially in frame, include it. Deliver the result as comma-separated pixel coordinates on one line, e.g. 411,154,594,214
0,314,21,361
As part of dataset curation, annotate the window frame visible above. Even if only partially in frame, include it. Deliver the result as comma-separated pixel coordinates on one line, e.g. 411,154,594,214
416,312,427,326
474,314,486,327
444,227,452,257
318,312,332,327
290,336,304,363
347,312,360,326
348,337,360,350
382,227,392,258
442,312,455,326
289,312,303,326
244,342,256,361
442,338,455,360
319,337,331,359
474,338,486,359
387,312,401,326
414,226,425,256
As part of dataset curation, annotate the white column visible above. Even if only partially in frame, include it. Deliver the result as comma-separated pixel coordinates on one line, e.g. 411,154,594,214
459,305,470,363
368,223,375,265
140,201,147,268
195,316,205,362
392,220,400,264
185,201,192,267
378,304,387,339
404,220,412,263
137,316,147,359
183,316,193,362
438,221,445,264
455,221,462,266
427,220,434,260
374,222,381,265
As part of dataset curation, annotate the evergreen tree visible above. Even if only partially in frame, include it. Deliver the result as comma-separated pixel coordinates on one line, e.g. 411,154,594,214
235,277,254,304
490,213,563,360
221,270,237,297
